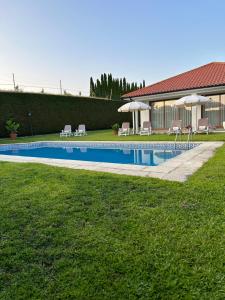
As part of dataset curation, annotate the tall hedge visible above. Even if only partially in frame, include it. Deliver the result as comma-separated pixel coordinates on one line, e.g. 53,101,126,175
0,92,131,137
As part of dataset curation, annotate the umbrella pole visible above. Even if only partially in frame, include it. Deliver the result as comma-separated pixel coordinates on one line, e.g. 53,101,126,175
132,111,135,135
135,110,139,134
196,105,197,132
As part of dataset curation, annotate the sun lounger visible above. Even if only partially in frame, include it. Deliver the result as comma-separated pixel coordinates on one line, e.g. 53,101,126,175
60,125,72,137
139,121,152,136
118,122,130,136
74,124,87,136
195,118,212,134
168,120,182,135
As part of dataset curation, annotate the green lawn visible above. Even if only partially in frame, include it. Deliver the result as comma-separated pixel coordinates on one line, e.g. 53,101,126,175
1,129,225,144
0,131,225,299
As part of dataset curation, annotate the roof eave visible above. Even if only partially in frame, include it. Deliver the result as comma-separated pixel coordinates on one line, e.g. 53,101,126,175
122,85,225,102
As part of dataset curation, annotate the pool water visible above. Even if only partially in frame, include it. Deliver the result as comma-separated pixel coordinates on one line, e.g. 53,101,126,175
0,145,185,166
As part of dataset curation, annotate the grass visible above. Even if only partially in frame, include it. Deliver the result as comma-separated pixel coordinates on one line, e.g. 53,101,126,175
0,130,225,299
1,129,225,144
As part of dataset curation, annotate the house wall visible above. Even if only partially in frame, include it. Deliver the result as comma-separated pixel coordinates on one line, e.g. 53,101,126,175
140,108,150,124
192,105,202,131
139,93,225,129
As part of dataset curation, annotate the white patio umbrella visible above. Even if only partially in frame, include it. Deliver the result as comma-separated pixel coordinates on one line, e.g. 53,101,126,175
175,94,211,107
118,101,151,133
175,94,211,131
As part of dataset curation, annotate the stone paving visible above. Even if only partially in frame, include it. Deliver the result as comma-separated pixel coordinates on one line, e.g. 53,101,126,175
0,141,223,182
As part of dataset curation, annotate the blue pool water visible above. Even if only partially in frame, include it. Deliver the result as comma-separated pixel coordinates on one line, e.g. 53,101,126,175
0,142,191,166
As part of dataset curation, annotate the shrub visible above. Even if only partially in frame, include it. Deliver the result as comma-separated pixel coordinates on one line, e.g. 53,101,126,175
5,119,20,133
0,92,131,137
112,123,120,131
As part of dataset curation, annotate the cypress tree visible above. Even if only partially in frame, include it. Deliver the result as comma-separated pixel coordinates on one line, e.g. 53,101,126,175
90,77,95,96
96,79,101,97
108,73,112,99
123,77,127,93
103,73,107,98
90,74,146,99
119,78,123,95
111,79,115,100
114,79,118,100
100,74,104,97
143,80,145,88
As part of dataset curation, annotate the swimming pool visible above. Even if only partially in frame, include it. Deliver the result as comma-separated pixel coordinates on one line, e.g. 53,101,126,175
0,142,198,167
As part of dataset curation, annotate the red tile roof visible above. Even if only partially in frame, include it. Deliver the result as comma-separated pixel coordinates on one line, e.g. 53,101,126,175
122,62,225,98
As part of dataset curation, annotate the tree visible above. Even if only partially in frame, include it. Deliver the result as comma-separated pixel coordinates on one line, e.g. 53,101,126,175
108,74,113,99
103,73,107,97
90,77,95,97
119,79,123,95
123,77,127,92
126,82,130,92
89,74,146,100
96,79,101,97
143,80,145,88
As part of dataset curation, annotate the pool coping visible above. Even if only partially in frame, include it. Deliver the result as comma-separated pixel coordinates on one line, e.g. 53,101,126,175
0,141,223,182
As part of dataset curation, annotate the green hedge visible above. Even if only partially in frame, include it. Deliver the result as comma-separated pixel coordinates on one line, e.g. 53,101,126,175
0,92,131,137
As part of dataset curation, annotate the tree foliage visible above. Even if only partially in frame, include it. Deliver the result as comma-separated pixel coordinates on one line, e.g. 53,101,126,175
90,74,146,99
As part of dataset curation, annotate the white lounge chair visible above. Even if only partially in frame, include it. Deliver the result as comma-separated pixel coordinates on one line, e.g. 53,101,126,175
168,120,182,135
60,125,72,137
195,118,212,135
139,121,152,136
74,124,87,136
118,122,130,136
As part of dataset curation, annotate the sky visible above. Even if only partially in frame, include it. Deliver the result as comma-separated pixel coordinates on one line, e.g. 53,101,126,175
1,0,225,95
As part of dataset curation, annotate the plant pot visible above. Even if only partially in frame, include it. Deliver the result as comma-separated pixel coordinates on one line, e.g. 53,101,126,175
10,132,17,140
112,130,118,135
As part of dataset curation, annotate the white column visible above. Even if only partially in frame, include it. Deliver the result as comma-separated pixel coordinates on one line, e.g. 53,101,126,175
140,110,150,124
191,105,202,131
132,111,135,134
135,110,139,133
140,101,150,125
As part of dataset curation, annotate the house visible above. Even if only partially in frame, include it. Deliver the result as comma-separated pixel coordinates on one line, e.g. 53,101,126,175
122,62,225,130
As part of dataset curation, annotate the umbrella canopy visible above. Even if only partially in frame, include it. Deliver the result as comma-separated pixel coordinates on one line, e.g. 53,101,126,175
118,101,150,134
175,94,211,131
175,94,211,107
174,98,186,108
118,101,150,112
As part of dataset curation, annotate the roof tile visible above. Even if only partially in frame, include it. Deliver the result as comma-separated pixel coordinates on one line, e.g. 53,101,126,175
122,62,225,98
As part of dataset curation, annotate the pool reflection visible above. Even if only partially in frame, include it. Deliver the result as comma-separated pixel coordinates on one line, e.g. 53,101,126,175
1,146,184,167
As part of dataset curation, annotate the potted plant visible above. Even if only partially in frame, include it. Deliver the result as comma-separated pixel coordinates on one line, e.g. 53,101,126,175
112,123,120,135
5,119,20,140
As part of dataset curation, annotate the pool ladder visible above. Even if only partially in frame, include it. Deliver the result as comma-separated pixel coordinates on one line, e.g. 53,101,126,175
174,128,192,150
174,130,181,149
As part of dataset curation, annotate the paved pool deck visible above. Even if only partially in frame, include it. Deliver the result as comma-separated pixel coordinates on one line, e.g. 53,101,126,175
0,141,223,182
